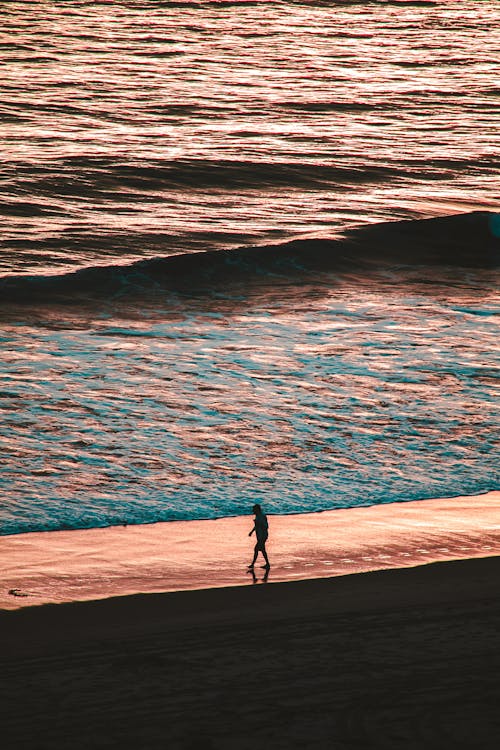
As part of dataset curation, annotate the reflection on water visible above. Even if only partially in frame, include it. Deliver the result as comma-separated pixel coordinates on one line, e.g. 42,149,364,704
0,1,498,535
0,0,499,274
1,493,498,609
0,270,498,534
247,567,270,585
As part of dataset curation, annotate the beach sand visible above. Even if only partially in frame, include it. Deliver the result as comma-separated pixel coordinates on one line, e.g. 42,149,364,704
1,492,499,748
1,555,499,749
1,491,499,609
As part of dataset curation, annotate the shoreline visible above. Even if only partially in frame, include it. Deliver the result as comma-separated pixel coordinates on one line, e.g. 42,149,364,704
2,484,497,538
2,490,499,610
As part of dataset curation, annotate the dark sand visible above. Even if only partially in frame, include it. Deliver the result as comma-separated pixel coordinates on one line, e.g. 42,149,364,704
1,555,499,749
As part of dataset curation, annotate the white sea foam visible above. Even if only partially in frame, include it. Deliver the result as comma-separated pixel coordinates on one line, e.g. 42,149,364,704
0,268,498,534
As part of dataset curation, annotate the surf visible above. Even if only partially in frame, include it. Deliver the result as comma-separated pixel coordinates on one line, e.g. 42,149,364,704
1,212,498,307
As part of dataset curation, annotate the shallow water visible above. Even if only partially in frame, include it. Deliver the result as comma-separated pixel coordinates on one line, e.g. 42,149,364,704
1,265,498,534
1,492,499,608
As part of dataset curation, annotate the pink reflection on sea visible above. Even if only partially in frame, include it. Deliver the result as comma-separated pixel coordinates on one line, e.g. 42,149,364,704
1,1,499,274
0,267,498,534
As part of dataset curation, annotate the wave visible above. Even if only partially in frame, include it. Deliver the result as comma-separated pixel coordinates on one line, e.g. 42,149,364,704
2,157,495,215
5,158,402,198
1,212,498,305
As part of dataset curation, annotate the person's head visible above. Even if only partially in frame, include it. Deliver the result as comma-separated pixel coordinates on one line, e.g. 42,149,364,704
252,503,261,514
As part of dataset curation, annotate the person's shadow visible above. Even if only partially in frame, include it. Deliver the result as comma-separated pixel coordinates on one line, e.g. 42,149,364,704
247,567,270,585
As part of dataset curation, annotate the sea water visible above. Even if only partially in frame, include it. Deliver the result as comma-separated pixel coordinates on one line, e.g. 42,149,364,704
0,0,498,535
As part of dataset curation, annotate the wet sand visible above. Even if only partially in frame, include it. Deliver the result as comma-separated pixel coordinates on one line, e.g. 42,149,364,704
1,555,499,749
1,491,499,609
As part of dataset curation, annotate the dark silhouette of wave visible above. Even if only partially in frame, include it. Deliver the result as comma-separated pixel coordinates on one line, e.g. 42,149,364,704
7,157,400,198
1,212,498,305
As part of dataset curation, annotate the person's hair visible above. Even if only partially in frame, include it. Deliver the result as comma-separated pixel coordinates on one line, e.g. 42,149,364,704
252,503,261,513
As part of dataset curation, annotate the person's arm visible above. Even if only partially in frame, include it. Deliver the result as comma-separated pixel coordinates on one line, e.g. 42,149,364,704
248,523,255,537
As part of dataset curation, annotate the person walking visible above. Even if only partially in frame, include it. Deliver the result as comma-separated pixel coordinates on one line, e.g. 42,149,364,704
248,503,270,570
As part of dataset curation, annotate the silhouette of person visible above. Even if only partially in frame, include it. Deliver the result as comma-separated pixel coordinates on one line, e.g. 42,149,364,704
248,503,270,570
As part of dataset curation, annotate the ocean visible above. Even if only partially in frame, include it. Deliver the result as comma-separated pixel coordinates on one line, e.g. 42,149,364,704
1,0,498,536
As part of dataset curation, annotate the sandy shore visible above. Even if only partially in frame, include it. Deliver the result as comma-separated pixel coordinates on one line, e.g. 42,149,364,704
1,492,499,747
1,491,499,609
1,554,499,749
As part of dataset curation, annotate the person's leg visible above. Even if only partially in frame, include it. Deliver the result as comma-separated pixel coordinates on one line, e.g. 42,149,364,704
261,541,270,568
248,543,259,567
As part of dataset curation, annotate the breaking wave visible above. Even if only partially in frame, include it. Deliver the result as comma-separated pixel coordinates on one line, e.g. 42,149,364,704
1,212,498,306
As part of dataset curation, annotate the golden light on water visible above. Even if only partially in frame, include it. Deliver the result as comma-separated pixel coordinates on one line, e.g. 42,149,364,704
1,0,499,275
